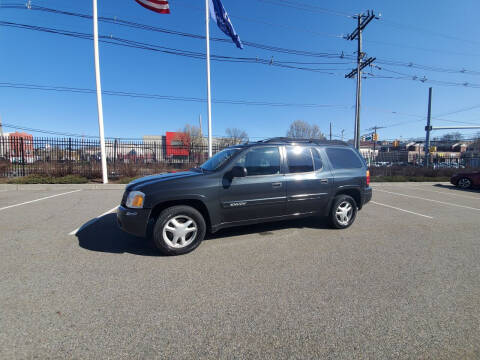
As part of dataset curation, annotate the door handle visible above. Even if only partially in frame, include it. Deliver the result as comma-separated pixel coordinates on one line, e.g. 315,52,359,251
320,179,328,184
272,182,282,188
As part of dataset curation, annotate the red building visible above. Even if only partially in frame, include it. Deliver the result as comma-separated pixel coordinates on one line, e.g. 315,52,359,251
165,132,190,157
7,132,34,163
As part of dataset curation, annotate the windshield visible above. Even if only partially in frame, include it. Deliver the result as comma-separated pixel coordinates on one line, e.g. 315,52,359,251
200,147,242,171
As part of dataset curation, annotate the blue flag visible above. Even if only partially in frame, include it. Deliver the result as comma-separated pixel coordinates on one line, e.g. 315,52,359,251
209,0,243,49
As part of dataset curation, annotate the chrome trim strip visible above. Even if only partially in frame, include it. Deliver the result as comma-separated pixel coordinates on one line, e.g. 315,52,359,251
289,193,327,198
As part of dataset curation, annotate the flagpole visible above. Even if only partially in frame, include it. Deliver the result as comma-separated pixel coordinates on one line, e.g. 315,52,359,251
93,0,108,184
205,0,213,158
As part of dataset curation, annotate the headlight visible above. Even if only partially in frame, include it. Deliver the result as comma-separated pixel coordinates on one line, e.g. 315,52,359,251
126,191,145,208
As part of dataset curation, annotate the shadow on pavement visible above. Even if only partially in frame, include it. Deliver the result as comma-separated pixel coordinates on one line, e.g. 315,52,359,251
206,216,330,240
76,214,159,256
76,213,331,256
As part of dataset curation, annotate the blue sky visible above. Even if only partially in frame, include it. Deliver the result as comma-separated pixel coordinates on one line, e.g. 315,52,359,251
1,0,480,141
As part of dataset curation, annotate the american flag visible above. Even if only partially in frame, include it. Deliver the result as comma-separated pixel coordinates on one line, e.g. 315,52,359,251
135,0,170,14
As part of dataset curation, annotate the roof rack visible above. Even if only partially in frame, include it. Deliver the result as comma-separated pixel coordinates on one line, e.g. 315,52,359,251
258,137,348,146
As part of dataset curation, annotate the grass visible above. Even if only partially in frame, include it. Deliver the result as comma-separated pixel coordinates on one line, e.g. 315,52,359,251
117,176,141,184
7,175,89,184
371,176,450,182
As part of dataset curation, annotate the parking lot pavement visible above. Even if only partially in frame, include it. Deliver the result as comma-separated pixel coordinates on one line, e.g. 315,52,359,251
0,189,81,211
370,183,480,227
1,184,480,359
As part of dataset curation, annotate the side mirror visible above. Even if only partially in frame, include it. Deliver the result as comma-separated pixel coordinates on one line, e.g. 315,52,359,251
231,166,247,178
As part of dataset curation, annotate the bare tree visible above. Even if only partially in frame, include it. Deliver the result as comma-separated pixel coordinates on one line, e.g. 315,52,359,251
468,131,480,152
174,124,206,164
440,132,463,142
225,128,248,144
175,124,204,147
286,120,326,139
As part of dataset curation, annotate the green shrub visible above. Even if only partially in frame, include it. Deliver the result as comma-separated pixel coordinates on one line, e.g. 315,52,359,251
118,176,141,184
8,175,88,184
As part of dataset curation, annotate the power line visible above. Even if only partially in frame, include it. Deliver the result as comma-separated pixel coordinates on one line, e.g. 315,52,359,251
379,18,480,47
2,122,100,138
255,0,352,18
3,81,478,136
0,81,352,108
375,58,480,76
3,80,477,126
4,4,480,77
0,20,350,74
172,0,345,38
1,4,349,58
366,39,480,59
367,66,480,88
434,105,480,118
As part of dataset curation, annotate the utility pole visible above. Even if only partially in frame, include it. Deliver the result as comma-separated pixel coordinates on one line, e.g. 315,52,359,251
199,114,203,137
329,122,332,141
341,129,345,141
424,87,432,168
345,10,378,150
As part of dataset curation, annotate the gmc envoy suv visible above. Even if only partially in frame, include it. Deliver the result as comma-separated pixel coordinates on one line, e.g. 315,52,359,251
117,138,372,255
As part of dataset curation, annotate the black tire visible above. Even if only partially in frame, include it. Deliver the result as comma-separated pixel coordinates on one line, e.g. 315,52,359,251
456,177,472,189
329,194,358,229
153,205,206,256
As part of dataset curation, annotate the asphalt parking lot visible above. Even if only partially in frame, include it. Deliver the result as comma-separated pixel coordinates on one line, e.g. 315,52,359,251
1,183,479,359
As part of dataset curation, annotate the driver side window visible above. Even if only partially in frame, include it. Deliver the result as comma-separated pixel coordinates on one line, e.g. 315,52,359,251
234,147,281,176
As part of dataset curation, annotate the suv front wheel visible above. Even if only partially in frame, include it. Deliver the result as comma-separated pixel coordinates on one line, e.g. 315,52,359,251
153,205,206,255
329,195,357,229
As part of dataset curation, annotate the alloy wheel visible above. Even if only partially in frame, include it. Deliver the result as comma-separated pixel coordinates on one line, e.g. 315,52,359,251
336,201,353,226
162,215,198,248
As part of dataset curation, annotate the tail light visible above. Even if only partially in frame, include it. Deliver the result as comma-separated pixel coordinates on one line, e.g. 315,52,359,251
366,170,370,186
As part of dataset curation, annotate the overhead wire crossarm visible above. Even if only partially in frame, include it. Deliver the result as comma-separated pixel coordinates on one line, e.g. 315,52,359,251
345,57,376,78
345,11,377,40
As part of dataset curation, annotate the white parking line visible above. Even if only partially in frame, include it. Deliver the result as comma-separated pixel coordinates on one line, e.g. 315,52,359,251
0,190,81,212
68,206,118,236
400,185,480,200
371,201,433,219
375,189,480,211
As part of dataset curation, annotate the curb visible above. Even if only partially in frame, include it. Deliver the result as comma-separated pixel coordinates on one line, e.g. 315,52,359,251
0,184,126,191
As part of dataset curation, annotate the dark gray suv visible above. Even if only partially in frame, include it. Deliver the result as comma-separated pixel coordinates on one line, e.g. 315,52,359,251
117,138,372,255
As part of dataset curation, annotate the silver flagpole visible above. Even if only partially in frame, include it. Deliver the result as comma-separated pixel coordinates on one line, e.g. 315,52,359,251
93,0,108,183
205,0,213,158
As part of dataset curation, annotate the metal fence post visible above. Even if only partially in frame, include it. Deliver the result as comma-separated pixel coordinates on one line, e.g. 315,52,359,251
20,137,25,176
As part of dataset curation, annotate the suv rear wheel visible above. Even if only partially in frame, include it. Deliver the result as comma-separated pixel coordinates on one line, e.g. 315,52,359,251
329,194,357,229
153,205,206,255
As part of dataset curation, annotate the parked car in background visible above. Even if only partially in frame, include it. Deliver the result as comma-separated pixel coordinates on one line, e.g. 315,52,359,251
117,138,372,255
450,171,480,189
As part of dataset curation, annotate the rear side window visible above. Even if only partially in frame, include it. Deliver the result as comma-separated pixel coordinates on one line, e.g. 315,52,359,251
326,147,363,169
287,146,314,173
